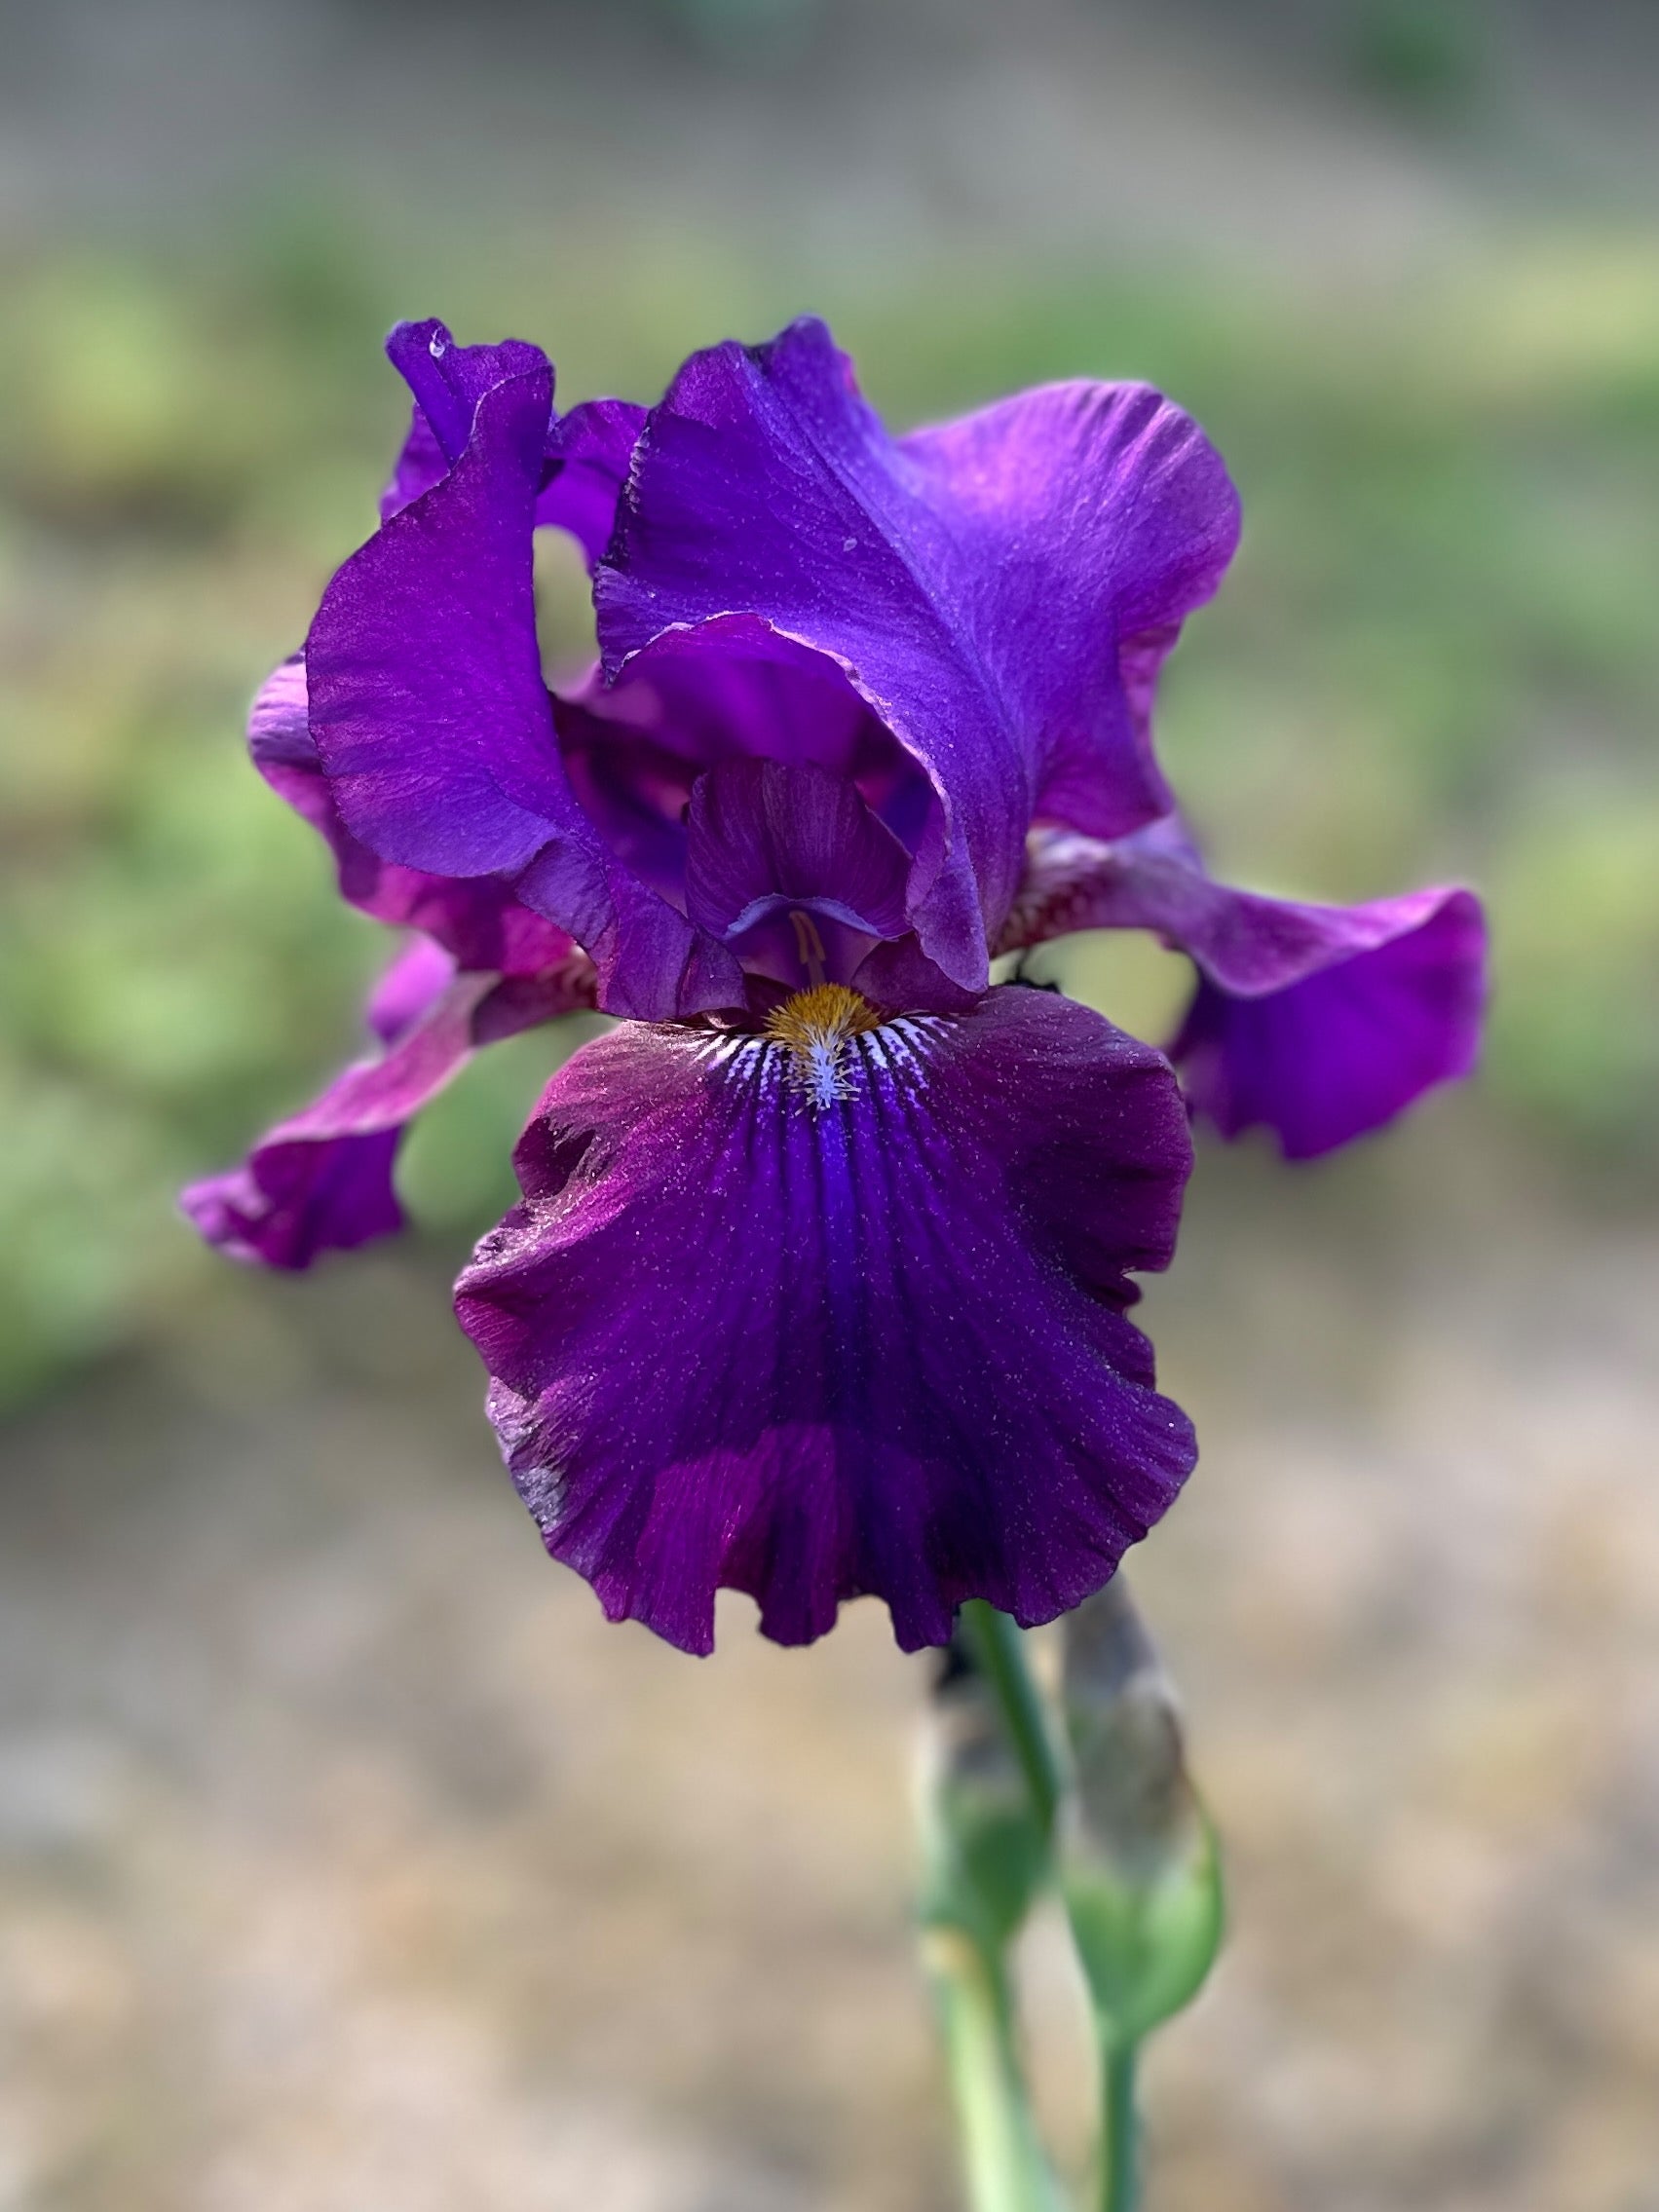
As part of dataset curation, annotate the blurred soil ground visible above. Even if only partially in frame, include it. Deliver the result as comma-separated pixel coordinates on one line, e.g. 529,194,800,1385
4,1110,1658,2212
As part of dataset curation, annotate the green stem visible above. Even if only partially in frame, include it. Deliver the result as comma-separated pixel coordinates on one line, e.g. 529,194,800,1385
924,1927,1061,2212
1097,2035,1139,2212
959,1600,1064,1841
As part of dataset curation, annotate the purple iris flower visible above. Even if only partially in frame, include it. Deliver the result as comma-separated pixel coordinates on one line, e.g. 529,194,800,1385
186,316,1485,1654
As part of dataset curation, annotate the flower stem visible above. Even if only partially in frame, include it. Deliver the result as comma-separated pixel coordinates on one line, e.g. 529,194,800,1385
924,1927,1061,2212
1096,2035,1140,2212
958,1600,1063,1841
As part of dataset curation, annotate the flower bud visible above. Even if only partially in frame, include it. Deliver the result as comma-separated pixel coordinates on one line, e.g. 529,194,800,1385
919,1634,1050,1955
1059,1578,1223,2043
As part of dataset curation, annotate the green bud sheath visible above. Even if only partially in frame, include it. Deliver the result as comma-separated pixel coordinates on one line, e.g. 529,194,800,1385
921,1633,1051,1956
1059,1579,1224,2046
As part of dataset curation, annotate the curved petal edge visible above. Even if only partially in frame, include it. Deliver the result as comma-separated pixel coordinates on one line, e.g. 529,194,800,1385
456,986,1196,1655
1001,823,1488,1156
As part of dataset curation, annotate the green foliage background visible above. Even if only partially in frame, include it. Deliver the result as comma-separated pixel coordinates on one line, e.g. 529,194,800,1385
3,219,1656,1406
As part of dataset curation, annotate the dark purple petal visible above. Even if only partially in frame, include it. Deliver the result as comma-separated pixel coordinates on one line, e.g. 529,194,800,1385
598,319,1237,977
380,402,448,524
386,319,551,470
388,376,645,556
182,951,595,1271
182,949,475,1270
378,319,553,522
850,932,983,1015
683,758,914,950
455,986,1195,1656
183,1127,407,1272
250,656,584,977
377,320,640,562
1171,898,1487,1157
310,358,577,876
1001,822,1488,1157
556,619,941,914
900,388,1236,838
537,398,648,569
305,365,737,1020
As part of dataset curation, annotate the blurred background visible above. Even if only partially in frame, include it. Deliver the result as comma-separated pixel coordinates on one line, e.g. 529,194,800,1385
2,2,1658,2205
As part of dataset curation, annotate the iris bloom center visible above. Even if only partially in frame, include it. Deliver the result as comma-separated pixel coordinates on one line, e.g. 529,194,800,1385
763,984,885,1107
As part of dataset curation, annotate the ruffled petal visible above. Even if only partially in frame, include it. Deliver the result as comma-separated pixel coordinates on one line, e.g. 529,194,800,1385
536,398,647,569
378,319,554,522
378,324,643,565
306,359,738,1020
250,656,582,977
597,319,1237,977
1170,900,1487,1157
181,948,595,1271
1001,823,1487,1157
455,986,1195,1656
900,385,1237,839
182,1126,407,1272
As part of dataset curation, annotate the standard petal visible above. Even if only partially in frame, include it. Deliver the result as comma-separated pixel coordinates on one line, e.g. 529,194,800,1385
378,319,553,521
386,319,551,470
1001,822,1487,1157
250,655,583,976
388,366,645,561
181,951,595,1271
597,319,1237,974
380,402,448,524
306,363,737,1019
900,382,1237,838
536,397,648,569
455,986,1195,1657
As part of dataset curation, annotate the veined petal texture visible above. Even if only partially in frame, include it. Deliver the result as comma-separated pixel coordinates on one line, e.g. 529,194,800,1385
456,986,1195,1655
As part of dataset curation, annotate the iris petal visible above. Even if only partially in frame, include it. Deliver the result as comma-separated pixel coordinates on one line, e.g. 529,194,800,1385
307,364,738,1019
1171,905,1486,1158
537,398,648,569
378,321,644,571
250,656,582,978
181,944,596,1271
561,623,952,992
683,758,914,950
1003,821,1487,1156
900,381,1239,839
455,986,1195,1655
598,319,1238,975
379,319,552,520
